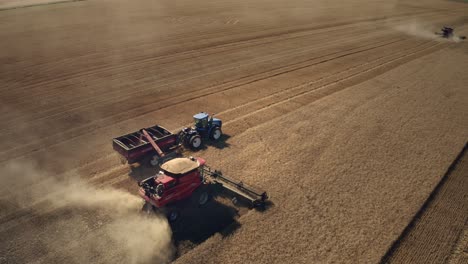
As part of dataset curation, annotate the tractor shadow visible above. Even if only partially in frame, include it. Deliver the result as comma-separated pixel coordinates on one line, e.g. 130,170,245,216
202,134,231,150
170,196,242,258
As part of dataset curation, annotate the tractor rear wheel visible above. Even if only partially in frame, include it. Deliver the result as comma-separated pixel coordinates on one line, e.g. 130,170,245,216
210,127,222,140
189,134,202,150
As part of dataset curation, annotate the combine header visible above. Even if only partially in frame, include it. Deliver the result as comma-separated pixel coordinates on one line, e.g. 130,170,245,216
202,165,268,207
138,157,268,221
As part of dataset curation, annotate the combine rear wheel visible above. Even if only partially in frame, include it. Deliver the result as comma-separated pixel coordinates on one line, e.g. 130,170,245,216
198,192,209,205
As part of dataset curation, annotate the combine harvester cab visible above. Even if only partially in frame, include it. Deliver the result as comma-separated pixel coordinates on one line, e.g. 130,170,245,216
138,157,268,222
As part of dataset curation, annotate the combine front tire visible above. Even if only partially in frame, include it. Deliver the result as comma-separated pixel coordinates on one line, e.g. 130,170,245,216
192,186,210,207
210,127,222,140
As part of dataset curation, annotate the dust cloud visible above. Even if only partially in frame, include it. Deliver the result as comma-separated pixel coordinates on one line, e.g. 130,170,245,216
0,161,173,264
393,21,440,41
393,21,464,43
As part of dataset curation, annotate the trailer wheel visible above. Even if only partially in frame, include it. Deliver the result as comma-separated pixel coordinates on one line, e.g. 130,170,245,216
118,156,127,165
210,127,222,140
141,202,155,215
149,155,160,167
189,135,202,150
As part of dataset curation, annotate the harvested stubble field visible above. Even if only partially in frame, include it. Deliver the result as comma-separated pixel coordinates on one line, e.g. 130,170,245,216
1,0,467,263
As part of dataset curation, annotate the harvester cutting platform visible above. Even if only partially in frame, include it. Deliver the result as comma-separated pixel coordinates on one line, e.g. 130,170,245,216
138,157,268,221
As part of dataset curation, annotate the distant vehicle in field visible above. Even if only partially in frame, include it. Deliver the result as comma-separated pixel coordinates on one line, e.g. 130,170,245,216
138,157,268,222
112,112,223,166
178,112,223,150
435,26,466,40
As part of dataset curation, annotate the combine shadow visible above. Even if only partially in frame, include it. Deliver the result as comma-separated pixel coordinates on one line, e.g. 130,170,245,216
170,196,241,258
170,186,273,259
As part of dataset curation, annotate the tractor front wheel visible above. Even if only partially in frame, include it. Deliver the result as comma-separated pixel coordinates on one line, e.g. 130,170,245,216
189,134,202,150
210,127,222,141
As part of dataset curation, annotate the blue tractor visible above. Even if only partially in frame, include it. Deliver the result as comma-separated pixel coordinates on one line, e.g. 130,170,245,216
178,112,223,150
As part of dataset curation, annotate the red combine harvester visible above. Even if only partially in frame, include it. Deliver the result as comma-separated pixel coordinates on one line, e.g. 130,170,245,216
138,157,268,221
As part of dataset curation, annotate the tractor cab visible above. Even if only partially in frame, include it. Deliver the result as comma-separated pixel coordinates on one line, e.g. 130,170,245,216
193,112,222,130
178,112,223,150
192,112,223,140
193,112,211,129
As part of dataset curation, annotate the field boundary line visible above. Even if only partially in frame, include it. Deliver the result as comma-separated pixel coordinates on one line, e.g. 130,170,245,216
379,142,468,263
